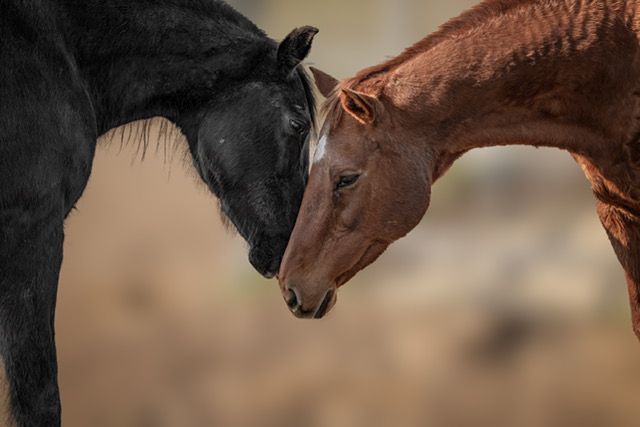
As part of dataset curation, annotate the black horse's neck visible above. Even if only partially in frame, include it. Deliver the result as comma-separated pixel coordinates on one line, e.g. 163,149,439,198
59,0,275,134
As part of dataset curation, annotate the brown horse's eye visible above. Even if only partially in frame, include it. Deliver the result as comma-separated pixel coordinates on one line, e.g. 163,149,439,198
336,174,360,190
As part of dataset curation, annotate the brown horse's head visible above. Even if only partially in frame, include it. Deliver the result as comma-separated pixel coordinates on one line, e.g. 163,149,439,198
278,68,435,318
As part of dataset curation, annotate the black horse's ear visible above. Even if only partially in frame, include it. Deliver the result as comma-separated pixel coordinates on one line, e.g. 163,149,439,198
310,67,339,98
277,26,319,75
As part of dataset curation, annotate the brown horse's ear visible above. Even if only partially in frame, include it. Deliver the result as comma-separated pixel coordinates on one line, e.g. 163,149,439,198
277,26,319,75
340,89,380,124
310,67,339,98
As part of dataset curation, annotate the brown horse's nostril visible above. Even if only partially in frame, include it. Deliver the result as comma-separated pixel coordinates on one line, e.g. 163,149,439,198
283,285,334,318
286,287,300,311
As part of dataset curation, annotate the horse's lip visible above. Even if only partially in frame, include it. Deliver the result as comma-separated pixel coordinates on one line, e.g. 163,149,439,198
289,290,336,319
313,288,335,318
291,308,316,319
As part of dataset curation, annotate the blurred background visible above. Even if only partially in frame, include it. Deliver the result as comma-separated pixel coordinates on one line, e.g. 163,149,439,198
49,0,640,426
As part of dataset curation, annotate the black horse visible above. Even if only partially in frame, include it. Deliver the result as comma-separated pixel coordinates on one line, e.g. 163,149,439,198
1,0,317,424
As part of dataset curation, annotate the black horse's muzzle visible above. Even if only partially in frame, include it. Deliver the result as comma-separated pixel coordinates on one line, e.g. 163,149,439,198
248,239,286,279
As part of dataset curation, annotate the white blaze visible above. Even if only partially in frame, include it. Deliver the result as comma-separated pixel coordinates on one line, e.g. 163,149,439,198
314,133,328,163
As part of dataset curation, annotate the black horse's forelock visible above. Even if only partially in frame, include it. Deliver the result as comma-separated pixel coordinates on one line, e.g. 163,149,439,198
294,66,316,177
297,66,317,131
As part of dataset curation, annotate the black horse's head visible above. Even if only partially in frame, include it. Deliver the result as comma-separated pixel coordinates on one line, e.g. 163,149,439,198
182,27,317,278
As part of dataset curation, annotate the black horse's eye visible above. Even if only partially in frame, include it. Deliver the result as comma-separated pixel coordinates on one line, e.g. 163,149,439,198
336,174,360,190
290,120,307,135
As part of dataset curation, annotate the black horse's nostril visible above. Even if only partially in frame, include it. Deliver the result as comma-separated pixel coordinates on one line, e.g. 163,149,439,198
286,287,299,311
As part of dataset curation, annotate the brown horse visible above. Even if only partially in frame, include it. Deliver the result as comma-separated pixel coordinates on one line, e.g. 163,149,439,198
278,0,640,340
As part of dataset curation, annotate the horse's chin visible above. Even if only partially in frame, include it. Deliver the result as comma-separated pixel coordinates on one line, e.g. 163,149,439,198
262,270,277,279
336,240,390,287
248,251,280,278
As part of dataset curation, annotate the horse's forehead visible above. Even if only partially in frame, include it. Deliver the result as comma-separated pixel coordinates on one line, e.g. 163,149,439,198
313,133,328,163
244,81,285,99
312,130,349,164
313,120,378,167
244,80,307,110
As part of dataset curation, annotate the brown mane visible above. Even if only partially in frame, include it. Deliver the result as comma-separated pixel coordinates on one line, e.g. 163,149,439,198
353,0,541,87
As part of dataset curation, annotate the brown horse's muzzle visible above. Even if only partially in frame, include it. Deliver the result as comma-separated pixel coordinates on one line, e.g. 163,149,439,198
280,279,337,319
